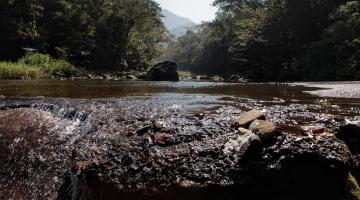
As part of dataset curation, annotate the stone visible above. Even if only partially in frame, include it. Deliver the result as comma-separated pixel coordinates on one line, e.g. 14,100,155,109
126,75,138,80
229,75,248,82
199,75,211,80
101,74,112,80
87,74,95,79
137,73,146,80
238,109,266,128
1,102,358,200
249,120,278,142
145,61,179,82
337,120,360,153
222,132,262,162
229,75,241,81
258,134,353,200
212,76,224,81
152,132,175,145
301,125,326,134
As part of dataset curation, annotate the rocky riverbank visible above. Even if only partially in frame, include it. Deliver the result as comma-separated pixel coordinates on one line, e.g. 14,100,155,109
0,96,359,200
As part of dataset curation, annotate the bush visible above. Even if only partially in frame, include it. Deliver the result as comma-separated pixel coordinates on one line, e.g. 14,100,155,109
0,62,43,79
0,53,81,79
18,53,81,77
178,71,192,79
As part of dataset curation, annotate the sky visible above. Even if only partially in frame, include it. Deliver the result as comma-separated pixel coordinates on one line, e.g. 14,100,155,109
155,0,217,23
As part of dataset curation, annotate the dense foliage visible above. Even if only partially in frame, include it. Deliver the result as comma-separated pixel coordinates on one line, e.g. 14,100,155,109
164,0,360,81
0,0,167,71
0,53,79,79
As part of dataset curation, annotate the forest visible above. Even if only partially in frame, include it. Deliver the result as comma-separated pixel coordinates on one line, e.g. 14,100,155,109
1,0,360,81
164,0,360,81
0,0,167,74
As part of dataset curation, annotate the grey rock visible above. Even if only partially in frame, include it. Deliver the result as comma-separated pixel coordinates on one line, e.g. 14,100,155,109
126,75,138,80
145,61,179,82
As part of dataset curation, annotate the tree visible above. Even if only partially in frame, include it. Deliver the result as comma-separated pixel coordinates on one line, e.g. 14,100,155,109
0,0,43,60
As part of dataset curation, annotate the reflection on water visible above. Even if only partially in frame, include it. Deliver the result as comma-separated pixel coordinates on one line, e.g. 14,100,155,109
0,80,317,101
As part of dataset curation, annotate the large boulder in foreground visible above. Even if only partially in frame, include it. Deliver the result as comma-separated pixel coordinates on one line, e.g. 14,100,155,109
145,61,179,82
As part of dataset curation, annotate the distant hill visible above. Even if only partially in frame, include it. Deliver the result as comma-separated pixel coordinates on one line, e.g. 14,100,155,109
161,9,197,37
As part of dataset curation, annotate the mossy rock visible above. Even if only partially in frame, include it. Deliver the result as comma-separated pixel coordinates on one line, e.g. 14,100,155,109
347,173,360,200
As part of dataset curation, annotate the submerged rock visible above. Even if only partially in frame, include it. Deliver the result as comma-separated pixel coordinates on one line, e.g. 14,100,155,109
145,61,179,82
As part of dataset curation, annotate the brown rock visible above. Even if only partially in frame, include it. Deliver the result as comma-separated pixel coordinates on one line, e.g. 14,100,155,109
238,109,265,128
249,120,278,141
152,132,174,145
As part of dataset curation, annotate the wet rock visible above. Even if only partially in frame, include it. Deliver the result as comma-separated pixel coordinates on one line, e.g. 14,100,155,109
137,73,146,80
198,75,211,80
229,75,241,81
127,75,138,80
153,120,164,131
337,120,360,153
212,76,224,81
229,75,248,82
101,74,112,80
136,125,151,135
1,99,359,200
176,178,202,189
87,74,96,79
222,132,262,162
152,132,175,145
145,61,179,82
249,120,278,142
257,134,353,200
0,108,79,199
238,109,265,128
72,76,82,80
301,125,327,134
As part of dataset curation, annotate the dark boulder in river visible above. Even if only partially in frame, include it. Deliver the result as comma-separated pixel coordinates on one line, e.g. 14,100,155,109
146,61,179,82
0,101,359,200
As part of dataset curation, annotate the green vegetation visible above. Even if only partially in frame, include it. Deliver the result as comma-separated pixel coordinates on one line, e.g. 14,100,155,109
0,53,80,79
0,62,42,79
1,0,360,81
178,71,192,79
346,173,360,200
0,0,166,72
164,0,360,81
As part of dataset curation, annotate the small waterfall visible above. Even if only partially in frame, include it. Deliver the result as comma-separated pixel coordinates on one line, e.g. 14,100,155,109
32,103,92,135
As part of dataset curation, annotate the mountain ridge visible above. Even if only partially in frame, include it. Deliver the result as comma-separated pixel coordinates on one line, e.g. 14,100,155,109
161,9,196,37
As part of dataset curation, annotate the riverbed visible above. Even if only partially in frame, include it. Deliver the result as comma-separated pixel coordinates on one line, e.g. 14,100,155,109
0,80,359,200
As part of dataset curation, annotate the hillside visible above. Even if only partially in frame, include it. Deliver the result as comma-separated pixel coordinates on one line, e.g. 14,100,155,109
161,9,196,37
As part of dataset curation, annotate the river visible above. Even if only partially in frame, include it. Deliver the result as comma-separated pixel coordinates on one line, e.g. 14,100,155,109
0,80,359,199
